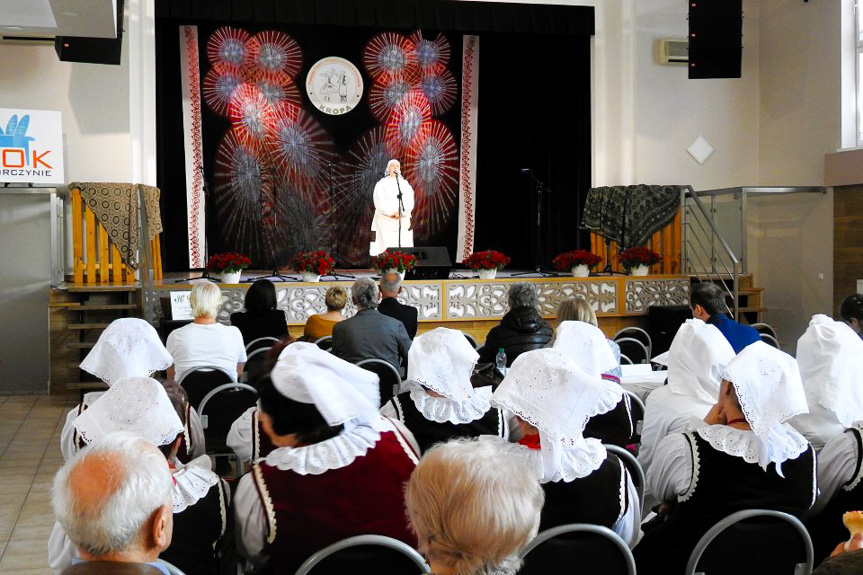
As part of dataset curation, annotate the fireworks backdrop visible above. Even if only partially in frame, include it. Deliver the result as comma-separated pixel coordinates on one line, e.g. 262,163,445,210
155,6,593,271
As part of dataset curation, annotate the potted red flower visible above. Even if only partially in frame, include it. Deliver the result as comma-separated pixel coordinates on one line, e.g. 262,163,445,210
619,246,662,276
552,249,602,278
373,250,418,276
289,250,335,282
463,250,511,280
206,252,251,284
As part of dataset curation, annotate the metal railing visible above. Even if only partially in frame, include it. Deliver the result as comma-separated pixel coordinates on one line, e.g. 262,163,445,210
681,186,741,319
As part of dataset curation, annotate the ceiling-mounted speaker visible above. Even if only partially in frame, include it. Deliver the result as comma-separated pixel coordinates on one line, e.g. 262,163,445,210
688,0,742,79
55,0,125,65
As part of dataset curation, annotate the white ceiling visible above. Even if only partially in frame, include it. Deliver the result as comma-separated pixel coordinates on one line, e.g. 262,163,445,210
0,0,118,38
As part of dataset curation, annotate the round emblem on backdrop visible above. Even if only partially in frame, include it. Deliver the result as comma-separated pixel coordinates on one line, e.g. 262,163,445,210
305,57,363,116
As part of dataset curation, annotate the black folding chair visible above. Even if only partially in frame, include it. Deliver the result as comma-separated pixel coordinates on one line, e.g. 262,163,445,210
613,326,653,359
356,358,402,407
295,534,430,575
604,444,645,513
615,338,650,364
179,366,235,412
685,509,813,575
197,383,258,477
243,347,271,384
245,336,280,354
519,524,635,575
314,335,333,351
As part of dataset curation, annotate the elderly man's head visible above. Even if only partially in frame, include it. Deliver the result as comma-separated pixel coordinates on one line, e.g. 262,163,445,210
379,272,403,298
351,277,380,311
52,431,173,563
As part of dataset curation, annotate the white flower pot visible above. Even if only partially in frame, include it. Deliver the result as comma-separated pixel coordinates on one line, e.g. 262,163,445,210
478,268,497,280
631,264,649,277
301,272,321,283
221,271,242,284
571,264,590,278
384,268,406,280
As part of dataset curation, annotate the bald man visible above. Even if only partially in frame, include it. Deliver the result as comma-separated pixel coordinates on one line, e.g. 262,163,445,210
51,431,174,575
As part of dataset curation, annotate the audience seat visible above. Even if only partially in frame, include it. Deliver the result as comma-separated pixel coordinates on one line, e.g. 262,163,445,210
245,336,280,353
314,335,333,351
519,524,636,575
197,383,258,476
685,509,813,575
615,337,650,364
179,366,235,411
624,390,646,449
294,534,430,575
605,444,645,511
613,326,653,359
356,358,402,407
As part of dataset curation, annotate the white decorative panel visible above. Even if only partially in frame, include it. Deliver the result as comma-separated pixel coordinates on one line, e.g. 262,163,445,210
624,279,690,313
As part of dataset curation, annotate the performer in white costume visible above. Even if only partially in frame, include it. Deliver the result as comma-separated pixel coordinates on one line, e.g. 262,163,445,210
370,159,415,256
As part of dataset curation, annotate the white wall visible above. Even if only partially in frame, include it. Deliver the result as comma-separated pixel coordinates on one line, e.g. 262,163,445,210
0,41,131,182
634,0,760,189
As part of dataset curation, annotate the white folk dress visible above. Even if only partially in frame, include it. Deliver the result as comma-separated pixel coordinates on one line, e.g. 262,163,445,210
369,175,414,256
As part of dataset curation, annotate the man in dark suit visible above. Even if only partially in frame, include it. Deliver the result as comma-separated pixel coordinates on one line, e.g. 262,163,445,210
378,272,419,339
332,277,411,371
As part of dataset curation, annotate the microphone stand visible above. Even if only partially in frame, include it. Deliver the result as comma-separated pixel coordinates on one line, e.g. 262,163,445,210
245,165,297,282
395,173,404,250
175,165,219,283
512,168,558,278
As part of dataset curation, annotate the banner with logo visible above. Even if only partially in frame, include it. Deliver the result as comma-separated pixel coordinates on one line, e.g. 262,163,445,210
0,108,64,185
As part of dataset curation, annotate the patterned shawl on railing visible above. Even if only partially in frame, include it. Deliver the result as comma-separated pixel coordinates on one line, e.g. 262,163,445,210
70,182,163,269
582,184,683,250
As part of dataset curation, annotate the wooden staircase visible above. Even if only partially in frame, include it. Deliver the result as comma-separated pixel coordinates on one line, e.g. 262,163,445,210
49,285,141,395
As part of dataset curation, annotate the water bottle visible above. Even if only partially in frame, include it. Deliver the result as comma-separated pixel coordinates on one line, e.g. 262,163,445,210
495,348,507,375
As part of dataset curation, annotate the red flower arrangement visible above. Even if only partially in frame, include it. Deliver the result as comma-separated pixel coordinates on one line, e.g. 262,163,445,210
619,246,662,268
373,250,418,273
463,250,511,271
206,252,251,273
289,250,335,276
552,249,602,271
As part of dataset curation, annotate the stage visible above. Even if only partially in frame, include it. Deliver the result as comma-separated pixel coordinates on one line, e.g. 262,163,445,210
152,270,692,342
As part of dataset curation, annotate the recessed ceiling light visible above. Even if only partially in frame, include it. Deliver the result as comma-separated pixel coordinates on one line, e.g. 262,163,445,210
60,11,79,17
3,26,24,30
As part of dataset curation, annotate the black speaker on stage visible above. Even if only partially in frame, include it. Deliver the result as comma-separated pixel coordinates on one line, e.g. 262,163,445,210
387,246,452,280
648,305,693,357
688,0,742,79
55,0,125,65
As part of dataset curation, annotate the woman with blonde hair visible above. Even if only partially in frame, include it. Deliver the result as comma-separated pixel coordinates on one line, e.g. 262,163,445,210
303,286,348,340
555,296,622,379
405,437,544,575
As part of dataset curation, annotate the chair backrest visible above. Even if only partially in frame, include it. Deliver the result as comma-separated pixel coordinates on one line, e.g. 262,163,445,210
356,358,402,407
623,389,645,448
463,332,479,349
314,335,333,351
243,346,271,384
760,333,780,348
519,524,636,575
295,534,430,575
615,338,650,364
619,354,633,365
197,383,258,451
613,326,652,358
245,336,280,353
685,509,814,575
751,322,778,340
604,444,645,511
179,366,236,411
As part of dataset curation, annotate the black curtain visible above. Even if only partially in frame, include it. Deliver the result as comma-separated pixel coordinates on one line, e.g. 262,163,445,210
474,33,591,268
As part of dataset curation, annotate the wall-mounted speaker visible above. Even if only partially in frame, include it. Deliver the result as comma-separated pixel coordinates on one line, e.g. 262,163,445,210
54,0,124,65
688,0,742,79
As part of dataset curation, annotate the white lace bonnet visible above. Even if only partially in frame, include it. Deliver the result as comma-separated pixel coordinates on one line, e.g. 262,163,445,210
79,318,173,386
720,340,808,434
552,321,618,376
667,319,736,404
272,342,381,427
73,377,184,447
407,327,479,400
796,314,863,427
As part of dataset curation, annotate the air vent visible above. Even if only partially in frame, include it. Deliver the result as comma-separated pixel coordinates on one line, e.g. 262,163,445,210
659,39,688,65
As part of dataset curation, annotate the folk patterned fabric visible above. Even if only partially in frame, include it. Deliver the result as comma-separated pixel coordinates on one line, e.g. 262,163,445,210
582,184,682,250
71,182,163,269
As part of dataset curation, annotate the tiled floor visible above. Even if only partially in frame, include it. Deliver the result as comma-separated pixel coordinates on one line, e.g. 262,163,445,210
0,394,77,575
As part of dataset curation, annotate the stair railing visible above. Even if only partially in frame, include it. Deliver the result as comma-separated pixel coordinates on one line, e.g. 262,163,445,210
681,186,741,319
